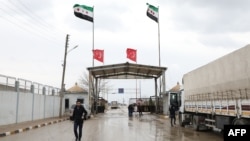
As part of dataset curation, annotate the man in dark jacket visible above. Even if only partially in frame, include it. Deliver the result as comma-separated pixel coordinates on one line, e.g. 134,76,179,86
128,104,134,117
169,104,176,127
137,103,143,116
72,100,87,141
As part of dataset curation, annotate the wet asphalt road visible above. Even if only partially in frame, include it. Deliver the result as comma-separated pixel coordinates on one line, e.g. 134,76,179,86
1,106,223,141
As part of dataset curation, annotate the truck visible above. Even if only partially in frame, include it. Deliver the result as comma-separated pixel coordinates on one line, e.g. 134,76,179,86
174,44,250,131
110,101,119,109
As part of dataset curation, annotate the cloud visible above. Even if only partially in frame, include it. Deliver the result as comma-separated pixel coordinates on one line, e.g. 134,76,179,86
1,0,250,95
166,0,250,33
2,0,55,24
94,2,128,32
198,34,239,48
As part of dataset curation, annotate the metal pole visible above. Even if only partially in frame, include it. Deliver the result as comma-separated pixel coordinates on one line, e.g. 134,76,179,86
43,86,46,119
158,6,162,100
140,80,141,98
155,78,158,113
136,79,137,100
95,78,98,114
90,8,95,115
59,34,69,118
89,71,92,113
92,6,95,67
31,84,35,121
15,81,20,123
157,6,161,67
53,89,55,117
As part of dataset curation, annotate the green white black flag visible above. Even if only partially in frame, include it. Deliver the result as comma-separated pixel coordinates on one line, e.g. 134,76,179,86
73,4,94,22
146,3,159,23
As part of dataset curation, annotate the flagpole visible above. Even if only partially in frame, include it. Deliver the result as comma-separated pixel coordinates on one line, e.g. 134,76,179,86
158,7,162,91
157,6,162,114
157,6,161,67
92,5,96,115
92,6,95,67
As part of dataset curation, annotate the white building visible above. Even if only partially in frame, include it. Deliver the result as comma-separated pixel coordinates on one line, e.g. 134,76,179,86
64,83,89,113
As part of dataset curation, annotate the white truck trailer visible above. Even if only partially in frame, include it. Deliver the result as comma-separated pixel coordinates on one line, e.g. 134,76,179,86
177,44,250,131
111,101,119,109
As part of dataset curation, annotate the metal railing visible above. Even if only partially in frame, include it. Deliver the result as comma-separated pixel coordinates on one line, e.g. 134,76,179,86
0,74,16,91
0,74,60,95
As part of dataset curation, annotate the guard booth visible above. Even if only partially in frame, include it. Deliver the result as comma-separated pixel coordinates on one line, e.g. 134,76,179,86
87,62,167,114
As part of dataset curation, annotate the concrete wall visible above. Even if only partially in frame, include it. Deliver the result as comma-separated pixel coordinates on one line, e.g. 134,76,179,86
18,92,33,123
0,89,60,126
0,91,17,125
32,94,60,120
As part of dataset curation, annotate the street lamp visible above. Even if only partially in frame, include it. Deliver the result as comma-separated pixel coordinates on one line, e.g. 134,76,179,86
59,34,78,117
67,45,79,54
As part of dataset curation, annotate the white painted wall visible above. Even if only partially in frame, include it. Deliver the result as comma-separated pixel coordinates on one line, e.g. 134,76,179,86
0,91,17,125
45,95,56,118
0,90,60,126
33,94,45,120
18,92,33,122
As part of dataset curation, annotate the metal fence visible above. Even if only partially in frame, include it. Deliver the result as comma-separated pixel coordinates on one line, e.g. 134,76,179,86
0,74,62,125
0,74,60,95
0,74,16,91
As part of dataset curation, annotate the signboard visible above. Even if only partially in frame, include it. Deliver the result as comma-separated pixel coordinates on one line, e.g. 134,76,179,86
118,88,124,94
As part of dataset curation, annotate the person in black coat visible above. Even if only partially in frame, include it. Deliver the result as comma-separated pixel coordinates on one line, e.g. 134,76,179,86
137,103,143,116
169,104,176,127
72,100,87,141
128,104,134,117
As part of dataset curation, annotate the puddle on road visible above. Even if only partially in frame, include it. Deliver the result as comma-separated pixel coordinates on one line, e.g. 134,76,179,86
128,122,133,127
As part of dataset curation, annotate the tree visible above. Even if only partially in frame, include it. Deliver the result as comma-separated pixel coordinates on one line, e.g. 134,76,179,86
79,71,111,113
79,71,111,94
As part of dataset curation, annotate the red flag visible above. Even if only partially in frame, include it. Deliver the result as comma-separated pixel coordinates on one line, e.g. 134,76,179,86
93,49,104,62
126,48,137,62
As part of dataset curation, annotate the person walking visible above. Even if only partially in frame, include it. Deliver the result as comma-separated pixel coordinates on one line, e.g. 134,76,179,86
128,104,134,117
137,103,143,116
169,104,176,127
72,100,88,141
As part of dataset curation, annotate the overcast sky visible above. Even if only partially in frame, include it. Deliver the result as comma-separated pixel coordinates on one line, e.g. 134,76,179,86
1,0,250,103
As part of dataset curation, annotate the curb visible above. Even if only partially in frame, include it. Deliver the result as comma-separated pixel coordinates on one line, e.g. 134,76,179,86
0,118,69,138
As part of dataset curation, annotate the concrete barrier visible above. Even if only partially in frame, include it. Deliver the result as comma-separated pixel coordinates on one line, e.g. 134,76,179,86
0,75,60,126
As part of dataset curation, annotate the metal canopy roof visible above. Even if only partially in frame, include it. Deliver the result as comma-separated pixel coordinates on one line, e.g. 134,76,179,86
87,62,167,79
